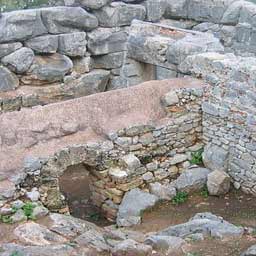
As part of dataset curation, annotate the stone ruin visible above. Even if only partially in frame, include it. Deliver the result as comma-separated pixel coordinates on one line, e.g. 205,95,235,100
0,0,255,236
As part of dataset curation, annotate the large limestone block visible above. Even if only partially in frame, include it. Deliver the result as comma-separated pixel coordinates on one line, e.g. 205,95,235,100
164,0,188,19
187,0,235,23
88,27,128,55
1,47,34,74
21,53,73,85
207,170,231,196
171,167,211,193
14,222,67,246
64,0,111,9
49,213,101,238
93,52,125,69
94,2,146,27
25,35,59,54
111,239,152,256
203,143,229,171
0,9,47,43
242,245,256,256
117,188,159,227
167,33,224,65
159,212,244,239
67,69,110,96
58,32,87,57
0,66,19,92
0,42,23,58
41,7,98,34
146,0,167,22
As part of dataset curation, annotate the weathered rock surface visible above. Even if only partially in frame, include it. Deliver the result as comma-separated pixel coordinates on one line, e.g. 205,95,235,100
0,243,91,256
88,28,127,55
74,229,110,252
171,167,211,193
2,47,34,74
159,212,244,239
144,235,186,254
149,182,176,200
64,0,111,10
58,32,87,57
0,66,19,92
67,69,110,96
203,143,229,172
25,35,59,54
207,170,231,196
48,213,101,238
14,222,67,246
117,188,159,227
242,245,256,256
93,52,125,69
94,2,146,27
112,239,152,256
21,53,73,85
0,9,47,43
41,7,98,34
0,42,23,58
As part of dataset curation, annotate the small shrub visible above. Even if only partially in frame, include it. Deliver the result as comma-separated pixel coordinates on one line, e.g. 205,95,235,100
172,191,188,205
22,202,36,220
186,253,202,256
200,185,209,198
0,215,12,224
190,148,204,165
10,251,24,256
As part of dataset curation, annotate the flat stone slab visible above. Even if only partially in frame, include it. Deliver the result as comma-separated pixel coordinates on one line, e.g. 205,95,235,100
117,188,159,227
158,212,244,239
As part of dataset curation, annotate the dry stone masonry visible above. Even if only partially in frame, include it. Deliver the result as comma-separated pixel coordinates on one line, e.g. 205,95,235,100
0,0,256,234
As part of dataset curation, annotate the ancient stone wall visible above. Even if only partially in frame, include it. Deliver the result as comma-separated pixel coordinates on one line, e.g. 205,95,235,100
1,0,256,112
0,78,206,220
180,52,256,194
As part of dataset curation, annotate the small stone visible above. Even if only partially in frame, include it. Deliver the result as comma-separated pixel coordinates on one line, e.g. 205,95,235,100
145,235,186,253
2,47,34,74
142,172,154,182
149,182,176,201
120,154,141,172
11,200,25,210
109,168,128,181
10,209,27,223
162,91,179,106
31,205,49,219
26,188,40,202
207,170,231,196
111,239,152,256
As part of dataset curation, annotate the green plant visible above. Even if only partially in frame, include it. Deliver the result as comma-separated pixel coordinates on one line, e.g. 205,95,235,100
0,215,12,224
190,148,204,165
10,251,24,256
22,202,36,220
186,253,202,256
172,191,188,205
200,185,209,198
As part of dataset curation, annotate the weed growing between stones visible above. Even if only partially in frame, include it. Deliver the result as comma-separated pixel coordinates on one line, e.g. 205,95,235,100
10,251,24,256
190,148,204,165
172,191,188,205
200,185,209,198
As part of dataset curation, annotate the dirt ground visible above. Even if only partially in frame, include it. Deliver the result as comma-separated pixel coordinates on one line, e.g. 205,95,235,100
1,189,256,255
132,189,256,256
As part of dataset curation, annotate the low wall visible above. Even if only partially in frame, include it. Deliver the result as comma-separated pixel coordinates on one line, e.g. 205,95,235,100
0,78,206,220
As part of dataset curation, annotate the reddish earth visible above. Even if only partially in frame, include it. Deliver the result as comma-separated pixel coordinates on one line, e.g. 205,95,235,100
132,189,256,256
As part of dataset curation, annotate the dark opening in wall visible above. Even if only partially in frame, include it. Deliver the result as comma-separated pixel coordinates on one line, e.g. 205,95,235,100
59,163,110,226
